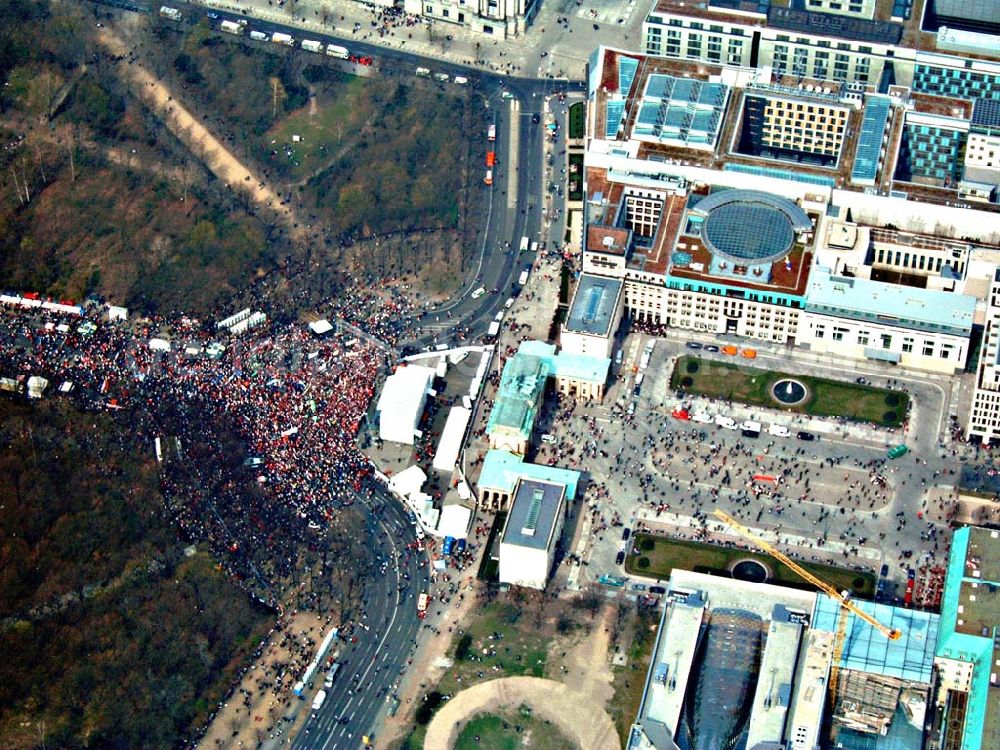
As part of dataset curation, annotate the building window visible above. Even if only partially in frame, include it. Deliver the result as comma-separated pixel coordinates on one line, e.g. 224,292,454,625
902,337,914,353
881,334,892,349
815,325,825,339
923,342,934,356
858,331,869,346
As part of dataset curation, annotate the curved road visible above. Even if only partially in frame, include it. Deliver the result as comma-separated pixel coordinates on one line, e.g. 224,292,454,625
88,2,578,747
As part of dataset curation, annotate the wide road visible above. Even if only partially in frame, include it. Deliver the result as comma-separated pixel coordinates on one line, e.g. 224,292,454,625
90,0,576,347
294,485,428,750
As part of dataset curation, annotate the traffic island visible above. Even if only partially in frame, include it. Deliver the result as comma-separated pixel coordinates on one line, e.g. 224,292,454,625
671,356,909,427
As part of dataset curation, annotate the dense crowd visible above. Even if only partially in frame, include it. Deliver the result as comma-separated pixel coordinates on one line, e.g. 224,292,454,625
0,292,404,608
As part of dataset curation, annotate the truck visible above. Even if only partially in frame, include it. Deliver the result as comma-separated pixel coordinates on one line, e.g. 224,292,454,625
159,6,183,21
888,444,908,459
486,151,496,167
311,689,327,712
487,321,501,338
249,30,270,41
487,124,496,142
442,536,455,556
519,236,529,253
272,32,295,47
301,39,323,53
518,268,529,285
417,592,429,619
220,20,244,35
415,67,431,77
323,662,340,688
484,169,493,186
326,43,349,59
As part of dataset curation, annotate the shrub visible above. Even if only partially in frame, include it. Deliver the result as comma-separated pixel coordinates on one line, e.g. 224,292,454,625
885,393,900,407
681,376,693,388
883,411,897,424
637,557,650,569
686,360,700,374
640,538,655,552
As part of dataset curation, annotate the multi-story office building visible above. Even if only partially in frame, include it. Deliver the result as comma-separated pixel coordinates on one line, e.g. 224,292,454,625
966,269,1000,443
401,0,536,37
581,46,993,375
642,0,1000,100
896,111,969,185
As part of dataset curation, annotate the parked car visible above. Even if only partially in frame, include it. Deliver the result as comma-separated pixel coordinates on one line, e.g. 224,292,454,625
715,415,737,429
704,345,719,352
615,550,626,565
691,412,713,424
622,528,631,541
797,431,816,441
686,341,703,350
768,424,791,438
649,586,666,595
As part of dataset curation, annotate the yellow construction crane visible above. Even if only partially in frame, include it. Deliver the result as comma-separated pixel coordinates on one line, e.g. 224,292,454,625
712,509,902,731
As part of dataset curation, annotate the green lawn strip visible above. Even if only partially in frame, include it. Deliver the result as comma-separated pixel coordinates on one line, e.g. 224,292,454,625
627,534,875,598
607,610,660,746
568,102,585,139
671,355,909,427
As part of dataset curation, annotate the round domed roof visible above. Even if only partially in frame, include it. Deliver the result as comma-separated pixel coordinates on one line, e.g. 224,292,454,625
694,190,811,265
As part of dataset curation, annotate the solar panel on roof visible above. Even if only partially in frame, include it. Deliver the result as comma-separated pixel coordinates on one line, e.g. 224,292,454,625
618,57,639,98
605,101,625,138
851,96,891,185
972,98,1000,131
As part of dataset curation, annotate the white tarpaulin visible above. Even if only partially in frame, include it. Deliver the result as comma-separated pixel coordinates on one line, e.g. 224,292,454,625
376,365,435,444
432,406,471,472
437,504,472,540
389,464,427,500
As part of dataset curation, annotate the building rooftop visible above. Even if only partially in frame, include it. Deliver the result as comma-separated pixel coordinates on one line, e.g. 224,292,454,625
500,479,565,551
632,75,730,150
811,595,939,684
587,225,631,255
689,189,812,265
852,96,893,185
565,275,623,336
937,526,1000,750
485,351,549,438
767,6,904,44
478,449,581,500
745,616,804,748
805,266,977,336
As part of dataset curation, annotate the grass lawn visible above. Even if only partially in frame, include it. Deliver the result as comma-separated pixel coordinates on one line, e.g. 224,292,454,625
568,152,584,201
671,356,909,427
434,601,551,697
568,102,585,139
454,710,574,750
265,75,367,182
626,534,876,598
607,610,660,746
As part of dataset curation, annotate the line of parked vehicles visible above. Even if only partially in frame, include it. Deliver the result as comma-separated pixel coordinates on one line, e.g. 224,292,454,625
160,7,375,65
670,407,816,441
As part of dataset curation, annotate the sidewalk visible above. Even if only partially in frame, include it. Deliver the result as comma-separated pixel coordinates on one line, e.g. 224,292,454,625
189,0,642,80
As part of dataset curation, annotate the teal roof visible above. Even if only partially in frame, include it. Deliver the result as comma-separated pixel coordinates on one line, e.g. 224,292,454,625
935,527,997,750
805,267,977,337
553,352,611,384
485,350,550,438
811,595,939,684
478,450,580,501
485,341,610,439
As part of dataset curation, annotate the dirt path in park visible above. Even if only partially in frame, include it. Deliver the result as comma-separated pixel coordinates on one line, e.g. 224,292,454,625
95,27,306,242
422,607,621,750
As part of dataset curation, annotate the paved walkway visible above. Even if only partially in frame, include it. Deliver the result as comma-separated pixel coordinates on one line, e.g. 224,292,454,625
423,675,620,749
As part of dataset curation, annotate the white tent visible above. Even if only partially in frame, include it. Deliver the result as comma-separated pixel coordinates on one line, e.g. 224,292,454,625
432,406,471,472
376,365,435,444
389,464,427,500
27,376,48,399
308,319,334,336
437,504,472,540
108,306,128,322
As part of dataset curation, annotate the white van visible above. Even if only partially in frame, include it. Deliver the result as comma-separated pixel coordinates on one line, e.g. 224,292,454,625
454,76,468,85
768,424,791,438
714,415,737,429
